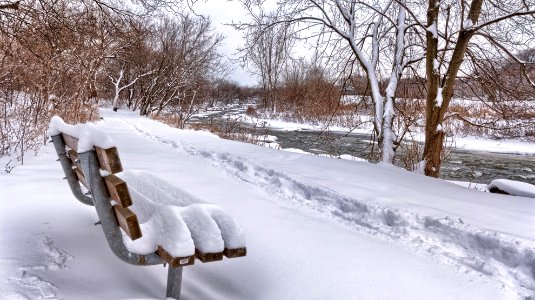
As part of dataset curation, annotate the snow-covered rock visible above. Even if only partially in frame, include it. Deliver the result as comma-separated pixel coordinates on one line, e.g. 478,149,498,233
488,179,535,198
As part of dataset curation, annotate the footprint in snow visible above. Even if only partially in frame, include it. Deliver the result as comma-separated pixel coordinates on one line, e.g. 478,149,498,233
39,236,73,271
24,236,74,271
9,270,58,299
9,235,73,300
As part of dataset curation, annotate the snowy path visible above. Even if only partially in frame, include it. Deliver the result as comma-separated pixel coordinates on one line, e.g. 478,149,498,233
117,111,535,293
1,109,533,299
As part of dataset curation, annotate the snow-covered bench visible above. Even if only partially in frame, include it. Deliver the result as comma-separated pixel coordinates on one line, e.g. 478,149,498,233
48,117,246,299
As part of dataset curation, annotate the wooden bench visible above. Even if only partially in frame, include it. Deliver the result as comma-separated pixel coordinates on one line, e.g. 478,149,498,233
50,118,246,299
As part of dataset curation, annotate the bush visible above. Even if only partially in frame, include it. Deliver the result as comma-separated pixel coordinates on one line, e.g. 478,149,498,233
245,106,257,116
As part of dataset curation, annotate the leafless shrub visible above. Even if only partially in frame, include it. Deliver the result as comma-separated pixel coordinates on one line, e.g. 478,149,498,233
0,0,124,165
262,59,343,123
245,106,257,116
398,139,423,172
211,79,244,106
188,116,266,144
0,0,220,166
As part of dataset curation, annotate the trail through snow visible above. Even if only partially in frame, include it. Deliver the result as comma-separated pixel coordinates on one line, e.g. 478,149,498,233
122,115,535,295
2,108,534,299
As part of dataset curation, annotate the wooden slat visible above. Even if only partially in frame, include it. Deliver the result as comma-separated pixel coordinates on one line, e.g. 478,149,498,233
62,133,122,174
103,175,132,208
67,150,89,189
67,149,78,160
67,150,81,168
113,205,142,240
157,246,195,267
223,247,247,258
195,249,224,263
95,146,123,174
74,167,89,190
62,133,79,151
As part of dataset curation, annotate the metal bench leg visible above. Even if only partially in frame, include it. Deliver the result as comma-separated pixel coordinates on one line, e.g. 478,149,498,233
166,266,183,300
51,134,94,206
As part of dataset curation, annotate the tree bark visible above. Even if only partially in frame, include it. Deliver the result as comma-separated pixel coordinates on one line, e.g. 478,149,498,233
423,0,441,177
0,1,20,10
423,0,483,177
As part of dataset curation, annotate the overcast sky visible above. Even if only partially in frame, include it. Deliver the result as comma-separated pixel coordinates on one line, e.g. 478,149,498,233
190,1,257,86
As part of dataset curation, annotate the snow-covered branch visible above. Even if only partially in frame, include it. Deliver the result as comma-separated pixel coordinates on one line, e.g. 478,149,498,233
109,69,154,110
472,9,535,32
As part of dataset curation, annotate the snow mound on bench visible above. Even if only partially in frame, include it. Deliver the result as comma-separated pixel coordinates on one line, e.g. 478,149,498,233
120,170,246,256
48,116,115,152
488,179,535,198
48,116,83,137
123,205,196,257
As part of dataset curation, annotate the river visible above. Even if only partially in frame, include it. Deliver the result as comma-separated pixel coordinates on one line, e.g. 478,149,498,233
191,106,535,185
269,130,535,185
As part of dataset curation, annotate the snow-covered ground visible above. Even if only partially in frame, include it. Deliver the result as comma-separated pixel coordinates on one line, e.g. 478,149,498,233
1,108,534,299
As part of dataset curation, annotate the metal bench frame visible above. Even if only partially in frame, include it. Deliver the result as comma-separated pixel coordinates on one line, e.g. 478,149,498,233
51,133,184,299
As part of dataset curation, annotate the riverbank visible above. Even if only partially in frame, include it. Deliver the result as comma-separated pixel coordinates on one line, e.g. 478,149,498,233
190,103,535,185
236,114,535,156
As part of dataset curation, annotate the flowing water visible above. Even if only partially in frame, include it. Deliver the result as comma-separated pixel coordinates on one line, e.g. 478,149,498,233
269,130,535,185
190,106,535,185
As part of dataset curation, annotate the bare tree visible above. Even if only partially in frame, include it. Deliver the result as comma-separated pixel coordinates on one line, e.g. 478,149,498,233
239,11,293,112
447,48,535,141
125,15,224,125
0,0,193,167
109,68,153,111
238,1,423,163
211,79,242,105
421,0,535,177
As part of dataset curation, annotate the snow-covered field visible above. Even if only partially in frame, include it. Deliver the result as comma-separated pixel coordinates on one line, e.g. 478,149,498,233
1,108,534,299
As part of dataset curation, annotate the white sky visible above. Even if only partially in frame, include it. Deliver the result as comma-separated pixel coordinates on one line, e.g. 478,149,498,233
190,1,258,86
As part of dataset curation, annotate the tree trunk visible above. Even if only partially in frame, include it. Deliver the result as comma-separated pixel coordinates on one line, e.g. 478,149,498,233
423,107,444,177
423,0,483,177
381,6,407,163
422,0,441,177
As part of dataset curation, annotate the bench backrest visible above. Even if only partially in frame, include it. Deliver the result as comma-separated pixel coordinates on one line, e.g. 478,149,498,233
63,134,142,240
